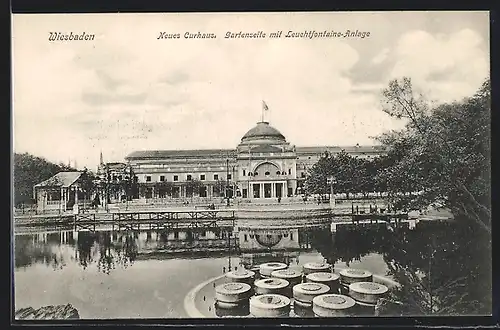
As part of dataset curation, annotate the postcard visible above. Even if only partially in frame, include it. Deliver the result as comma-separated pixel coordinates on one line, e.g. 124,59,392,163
11,11,491,320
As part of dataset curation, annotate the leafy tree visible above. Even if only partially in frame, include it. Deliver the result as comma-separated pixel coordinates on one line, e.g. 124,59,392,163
137,183,150,199
154,181,174,198
304,153,331,196
79,168,97,200
378,77,491,232
305,150,377,199
185,179,204,200
213,179,228,197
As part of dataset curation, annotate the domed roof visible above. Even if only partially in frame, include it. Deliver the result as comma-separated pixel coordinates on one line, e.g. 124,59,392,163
241,122,286,143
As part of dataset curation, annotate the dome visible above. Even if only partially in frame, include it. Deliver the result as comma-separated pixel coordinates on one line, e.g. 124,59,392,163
241,121,286,143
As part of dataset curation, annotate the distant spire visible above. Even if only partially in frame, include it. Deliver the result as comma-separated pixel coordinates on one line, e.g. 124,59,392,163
100,150,104,165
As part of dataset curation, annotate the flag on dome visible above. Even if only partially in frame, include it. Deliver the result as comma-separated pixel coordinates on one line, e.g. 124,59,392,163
262,100,269,111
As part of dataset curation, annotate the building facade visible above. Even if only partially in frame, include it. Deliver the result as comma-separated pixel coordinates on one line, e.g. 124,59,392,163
124,121,387,200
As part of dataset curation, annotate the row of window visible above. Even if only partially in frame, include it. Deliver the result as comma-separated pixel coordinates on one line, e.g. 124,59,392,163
145,173,231,182
242,169,292,176
243,232,294,242
143,171,305,182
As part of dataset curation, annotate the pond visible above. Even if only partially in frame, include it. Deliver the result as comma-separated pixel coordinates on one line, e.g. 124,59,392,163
13,219,491,318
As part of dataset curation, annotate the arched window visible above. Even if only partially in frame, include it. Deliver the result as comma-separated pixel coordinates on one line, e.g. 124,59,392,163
276,171,281,175
254,172,258,176
265,171,270,176
281,171,286,175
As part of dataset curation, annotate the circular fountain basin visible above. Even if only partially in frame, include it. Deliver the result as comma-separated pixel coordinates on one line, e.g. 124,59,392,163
271,268,303,286
249,294,291,317
312,294,356,317
348,282,388,304
226,269,256,285
303,262,332,275
339,268,373,285
259,262,288,277
215,282,252,308
254,278,290,296
305,272,340,293
293,282,330,305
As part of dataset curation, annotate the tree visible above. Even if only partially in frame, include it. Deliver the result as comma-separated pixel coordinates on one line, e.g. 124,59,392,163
305,150,367,199
154,181,174,198
138,183,149,199
185,179,204,200
213,179,227,197
304,153,331,196
378,77,491,232
79,168,97,201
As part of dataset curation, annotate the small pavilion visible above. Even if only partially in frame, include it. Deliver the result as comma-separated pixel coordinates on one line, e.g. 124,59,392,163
33,171,84,214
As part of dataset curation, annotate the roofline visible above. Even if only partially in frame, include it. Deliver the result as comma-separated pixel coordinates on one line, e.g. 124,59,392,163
124,145,388,160
34,171,83,188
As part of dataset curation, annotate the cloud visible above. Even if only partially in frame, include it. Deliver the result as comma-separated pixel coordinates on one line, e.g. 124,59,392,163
390,28,489,102
372,48,389,64
12,13,489,169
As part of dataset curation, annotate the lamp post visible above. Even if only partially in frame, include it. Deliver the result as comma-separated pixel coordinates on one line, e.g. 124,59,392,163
327,176,337,206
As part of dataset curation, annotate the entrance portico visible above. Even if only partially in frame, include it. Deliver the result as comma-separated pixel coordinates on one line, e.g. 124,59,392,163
250,181,287,199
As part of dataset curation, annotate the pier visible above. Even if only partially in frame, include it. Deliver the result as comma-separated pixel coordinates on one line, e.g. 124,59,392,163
73,210,236,233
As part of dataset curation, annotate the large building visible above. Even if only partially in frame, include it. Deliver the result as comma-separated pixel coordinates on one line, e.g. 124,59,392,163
123,121,387,200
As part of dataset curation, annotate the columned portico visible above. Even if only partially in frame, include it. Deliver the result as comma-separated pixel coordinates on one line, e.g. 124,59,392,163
248,181,287,199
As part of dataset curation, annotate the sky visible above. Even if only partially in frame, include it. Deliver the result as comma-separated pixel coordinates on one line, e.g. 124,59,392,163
12,11,490,170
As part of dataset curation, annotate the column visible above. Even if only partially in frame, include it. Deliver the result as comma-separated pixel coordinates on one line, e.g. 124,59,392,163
74,188,79,214
60,187,65,212
248,182,252,199
260,183,264,199
271,183,275,198
284,181,288,197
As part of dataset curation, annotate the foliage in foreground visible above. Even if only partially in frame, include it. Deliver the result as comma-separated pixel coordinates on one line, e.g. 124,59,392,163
378,77,490,233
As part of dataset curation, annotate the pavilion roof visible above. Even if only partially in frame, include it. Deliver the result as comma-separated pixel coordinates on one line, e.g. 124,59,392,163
34,171,83,188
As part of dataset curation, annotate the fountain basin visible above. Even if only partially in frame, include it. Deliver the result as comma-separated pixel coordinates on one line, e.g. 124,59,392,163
348,282,388,304
293,282,330,304
306,272,340,293
339,268,373,284
271,269,303,287
254,278,290,296
226,269,256,285
303,262,332,275
249,294,291,317
312,294,356,317
259,262,288,277
215,282,252,308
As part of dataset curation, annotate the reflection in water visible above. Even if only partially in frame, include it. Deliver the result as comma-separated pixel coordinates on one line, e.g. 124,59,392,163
14,219,491,316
